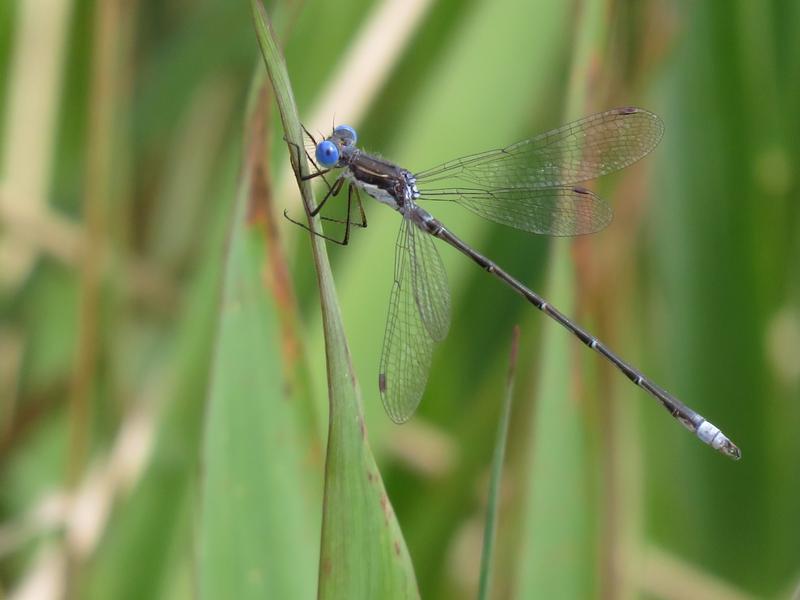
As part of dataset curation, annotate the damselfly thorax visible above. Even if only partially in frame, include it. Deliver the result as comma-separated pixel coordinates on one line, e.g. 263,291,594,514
339,153,420,211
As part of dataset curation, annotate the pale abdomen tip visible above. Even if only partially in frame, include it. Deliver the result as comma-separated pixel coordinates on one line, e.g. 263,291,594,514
697,420,741,460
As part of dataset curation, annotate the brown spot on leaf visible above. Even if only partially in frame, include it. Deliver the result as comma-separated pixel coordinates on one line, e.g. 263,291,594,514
379,493,393,525
241,84,304,374
245,85,272,226
321,558,332,577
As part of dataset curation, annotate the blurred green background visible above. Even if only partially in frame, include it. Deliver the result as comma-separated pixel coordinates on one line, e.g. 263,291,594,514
0,0,798,598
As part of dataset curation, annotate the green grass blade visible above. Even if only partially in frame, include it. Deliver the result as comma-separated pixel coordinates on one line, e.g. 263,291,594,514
514,248,595,598
80,155,234,600
478,326,520,600
251,3,419,597
199,112,320,597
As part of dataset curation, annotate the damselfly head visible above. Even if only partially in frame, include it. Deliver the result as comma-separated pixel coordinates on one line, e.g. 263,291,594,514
332,124,357,146
315,139,340,168
315,125,358,168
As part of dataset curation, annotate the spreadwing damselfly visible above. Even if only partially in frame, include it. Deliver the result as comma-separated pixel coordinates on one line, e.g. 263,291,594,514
287,107,740,460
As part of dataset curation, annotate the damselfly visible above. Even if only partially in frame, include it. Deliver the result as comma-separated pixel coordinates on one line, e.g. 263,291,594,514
288,107,740,459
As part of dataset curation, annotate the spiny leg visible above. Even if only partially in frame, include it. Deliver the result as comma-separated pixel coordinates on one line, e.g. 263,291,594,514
320,184,368,229
283,175,353,245
339,184,355,245
284,173,342,224
283,133,331,183
309,175,344,217
352,184,368,228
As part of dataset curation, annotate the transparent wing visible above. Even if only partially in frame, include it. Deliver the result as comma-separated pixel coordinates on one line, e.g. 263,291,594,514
414,107,663,188
421,185,612,236
378,218,450,423
409,221,451,341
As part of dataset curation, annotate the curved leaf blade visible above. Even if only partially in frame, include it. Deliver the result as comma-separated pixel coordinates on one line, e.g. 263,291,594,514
250,3,419,598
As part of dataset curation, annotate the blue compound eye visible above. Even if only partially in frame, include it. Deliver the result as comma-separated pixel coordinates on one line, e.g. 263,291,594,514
334,124,357,144
315,140,340,167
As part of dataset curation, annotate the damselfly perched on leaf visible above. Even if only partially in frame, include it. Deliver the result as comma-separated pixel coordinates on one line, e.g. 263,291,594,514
287,107,740,460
